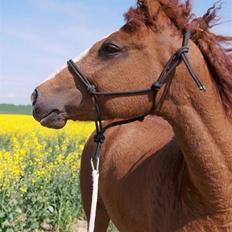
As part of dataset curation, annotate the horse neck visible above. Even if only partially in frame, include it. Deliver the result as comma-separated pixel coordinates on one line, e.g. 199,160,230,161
157,40,232,210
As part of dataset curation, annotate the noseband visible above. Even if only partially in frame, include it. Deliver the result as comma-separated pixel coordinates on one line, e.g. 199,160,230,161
67,31,205,168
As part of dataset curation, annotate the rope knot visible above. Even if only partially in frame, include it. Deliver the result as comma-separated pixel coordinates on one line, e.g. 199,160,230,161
151,81,162,91
94,133,105,144
175,46,189,59
87,85,96,94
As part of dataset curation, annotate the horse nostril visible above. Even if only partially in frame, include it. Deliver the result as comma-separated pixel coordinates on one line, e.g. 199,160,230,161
31,89,38,106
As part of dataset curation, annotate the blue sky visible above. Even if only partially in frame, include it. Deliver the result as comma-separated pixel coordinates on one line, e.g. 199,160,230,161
0,0,231,104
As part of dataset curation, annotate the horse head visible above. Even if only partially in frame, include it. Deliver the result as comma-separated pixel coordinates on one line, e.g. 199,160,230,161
32,0,232,128
32,0,178,128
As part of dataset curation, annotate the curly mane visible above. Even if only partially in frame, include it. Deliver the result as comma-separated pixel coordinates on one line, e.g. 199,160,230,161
124,0,232,116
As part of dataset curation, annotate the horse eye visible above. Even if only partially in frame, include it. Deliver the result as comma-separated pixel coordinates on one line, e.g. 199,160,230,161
99,42,121,57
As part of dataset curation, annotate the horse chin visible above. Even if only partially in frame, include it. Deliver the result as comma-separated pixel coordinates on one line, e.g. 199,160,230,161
40,111,67,129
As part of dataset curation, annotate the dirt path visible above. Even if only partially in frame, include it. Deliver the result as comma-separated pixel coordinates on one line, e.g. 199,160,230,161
71,220,87,232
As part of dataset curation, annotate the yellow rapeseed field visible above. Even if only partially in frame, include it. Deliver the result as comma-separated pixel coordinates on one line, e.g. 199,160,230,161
0,114,94,231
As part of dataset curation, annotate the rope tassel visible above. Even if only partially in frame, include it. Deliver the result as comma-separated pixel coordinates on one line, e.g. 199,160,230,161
88,158,100,232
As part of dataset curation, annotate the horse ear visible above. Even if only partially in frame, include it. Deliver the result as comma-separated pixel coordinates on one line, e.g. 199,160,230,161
138,0,161,23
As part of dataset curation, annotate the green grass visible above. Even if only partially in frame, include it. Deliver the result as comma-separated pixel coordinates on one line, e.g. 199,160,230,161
0,173,84,231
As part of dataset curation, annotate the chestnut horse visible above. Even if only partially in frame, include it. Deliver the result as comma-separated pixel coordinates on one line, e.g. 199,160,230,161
32,0,232,231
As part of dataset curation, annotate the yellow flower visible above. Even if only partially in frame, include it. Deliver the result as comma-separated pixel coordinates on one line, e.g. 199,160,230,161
0,114,94,190
20,185,27,193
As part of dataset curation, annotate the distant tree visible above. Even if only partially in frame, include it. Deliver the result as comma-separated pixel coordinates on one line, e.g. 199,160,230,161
0,104,32,115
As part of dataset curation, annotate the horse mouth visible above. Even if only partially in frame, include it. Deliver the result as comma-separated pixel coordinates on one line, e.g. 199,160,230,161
37,110,67,129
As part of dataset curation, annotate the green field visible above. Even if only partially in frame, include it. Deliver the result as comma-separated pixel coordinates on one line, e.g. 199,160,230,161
0,104,32,115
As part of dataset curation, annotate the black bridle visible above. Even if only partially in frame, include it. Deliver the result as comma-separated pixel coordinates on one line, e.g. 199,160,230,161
67,31,205,168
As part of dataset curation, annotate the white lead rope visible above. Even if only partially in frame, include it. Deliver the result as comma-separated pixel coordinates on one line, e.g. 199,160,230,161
88,157,100,232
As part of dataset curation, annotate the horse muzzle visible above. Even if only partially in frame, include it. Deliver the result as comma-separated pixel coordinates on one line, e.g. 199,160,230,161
31,88,67,129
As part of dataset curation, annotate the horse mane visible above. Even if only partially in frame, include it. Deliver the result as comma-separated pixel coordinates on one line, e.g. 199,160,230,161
124,0,232,117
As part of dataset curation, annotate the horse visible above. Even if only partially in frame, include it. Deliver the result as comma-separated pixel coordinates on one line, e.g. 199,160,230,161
80,115,179,231
32,0,232,231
